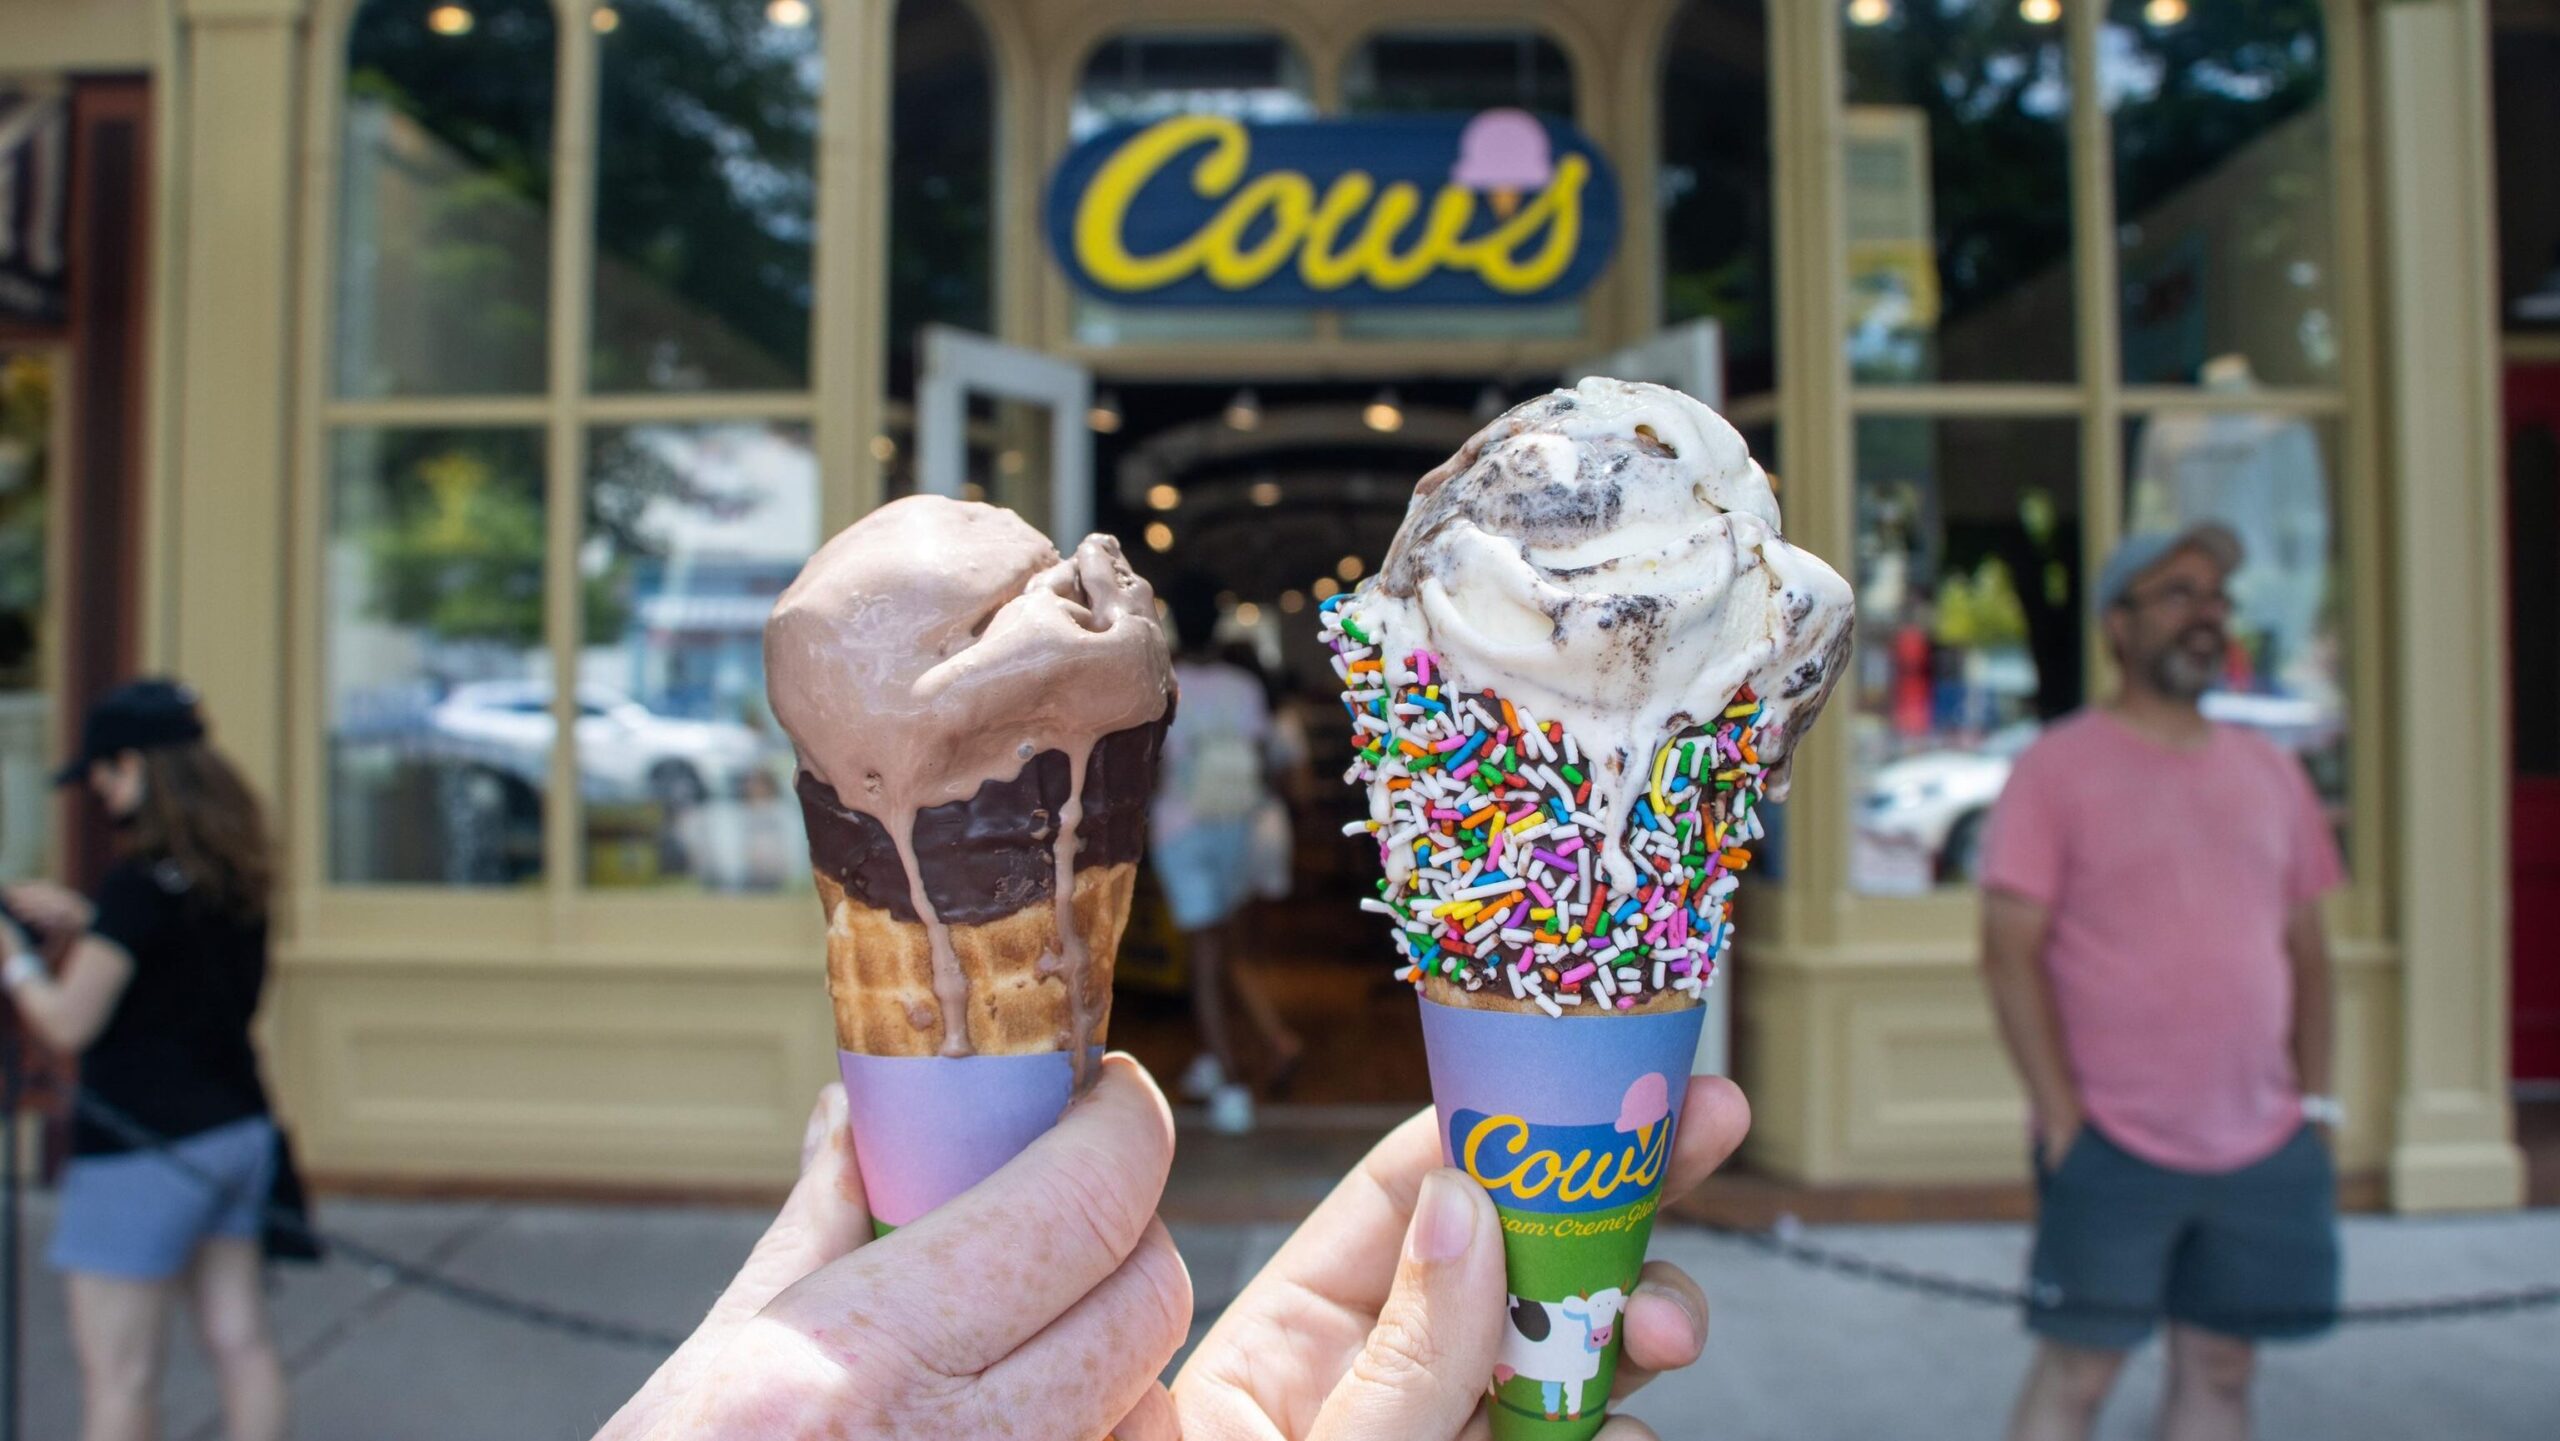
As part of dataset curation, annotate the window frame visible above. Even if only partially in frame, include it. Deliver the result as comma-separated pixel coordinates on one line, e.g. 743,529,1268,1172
288,0,881,957
1801,0,2387,947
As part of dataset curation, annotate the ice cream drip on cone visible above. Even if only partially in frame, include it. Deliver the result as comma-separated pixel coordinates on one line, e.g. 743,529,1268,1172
766,495,1173,1085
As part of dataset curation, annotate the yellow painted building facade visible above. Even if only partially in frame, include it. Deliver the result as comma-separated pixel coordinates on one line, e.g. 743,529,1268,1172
0,0,2531,1210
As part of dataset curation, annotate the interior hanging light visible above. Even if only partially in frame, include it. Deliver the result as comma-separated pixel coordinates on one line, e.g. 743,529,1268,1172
1087,390,1123,434
1362,388,1404,433
1224,388,1263,431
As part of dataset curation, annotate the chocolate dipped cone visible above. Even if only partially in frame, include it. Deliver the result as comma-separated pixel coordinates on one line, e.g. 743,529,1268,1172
1323,381,1854,1438
767,496,1172,1229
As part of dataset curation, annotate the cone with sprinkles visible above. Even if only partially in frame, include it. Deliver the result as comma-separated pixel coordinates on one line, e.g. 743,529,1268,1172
1322,380,1854,1439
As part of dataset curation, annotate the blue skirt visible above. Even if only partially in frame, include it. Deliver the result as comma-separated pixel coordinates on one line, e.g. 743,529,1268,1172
50,1115,277,1280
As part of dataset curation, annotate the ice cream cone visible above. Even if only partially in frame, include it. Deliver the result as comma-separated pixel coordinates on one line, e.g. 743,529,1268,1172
1322,380,1855,1439
767,496,1174,1231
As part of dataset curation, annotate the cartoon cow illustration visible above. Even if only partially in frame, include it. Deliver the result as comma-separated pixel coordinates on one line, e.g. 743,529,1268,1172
1493,1287,1628,1421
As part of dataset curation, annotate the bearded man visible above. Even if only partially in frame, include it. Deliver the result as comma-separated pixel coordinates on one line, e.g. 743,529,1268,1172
1978,523,2344,1441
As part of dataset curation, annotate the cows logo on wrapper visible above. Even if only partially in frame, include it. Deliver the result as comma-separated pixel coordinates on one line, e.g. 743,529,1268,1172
1453,1073,1674,1216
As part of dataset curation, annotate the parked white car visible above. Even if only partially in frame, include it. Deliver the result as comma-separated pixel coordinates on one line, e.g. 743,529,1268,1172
425,681,767,806
1858,721,2042,884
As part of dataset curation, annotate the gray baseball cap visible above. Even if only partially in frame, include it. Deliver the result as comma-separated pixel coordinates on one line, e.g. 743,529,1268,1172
2093,521,2244,614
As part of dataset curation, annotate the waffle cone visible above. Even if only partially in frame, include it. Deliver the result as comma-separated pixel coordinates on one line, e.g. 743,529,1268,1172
815,864,1135,1057
1420,972,1702,1018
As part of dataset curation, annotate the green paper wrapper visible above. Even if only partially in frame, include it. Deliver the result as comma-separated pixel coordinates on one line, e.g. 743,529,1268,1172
1420,994,1706,1440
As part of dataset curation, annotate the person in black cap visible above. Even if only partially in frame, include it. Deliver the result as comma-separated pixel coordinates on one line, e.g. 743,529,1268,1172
0,678,288,1441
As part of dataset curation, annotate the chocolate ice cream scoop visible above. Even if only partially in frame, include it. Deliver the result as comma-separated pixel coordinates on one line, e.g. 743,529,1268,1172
765,496,1174,1060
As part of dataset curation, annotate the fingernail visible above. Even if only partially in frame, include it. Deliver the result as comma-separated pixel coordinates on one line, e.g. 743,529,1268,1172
1408,1170,1479,1264
1637,1280,1703,1344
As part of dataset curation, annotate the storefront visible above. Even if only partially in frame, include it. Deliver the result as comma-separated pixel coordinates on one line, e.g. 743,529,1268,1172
0,0,2531,1210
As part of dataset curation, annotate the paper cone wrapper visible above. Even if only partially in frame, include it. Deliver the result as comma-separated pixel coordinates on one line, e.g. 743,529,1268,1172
817,864,1134,1233
1420,994,1707,1441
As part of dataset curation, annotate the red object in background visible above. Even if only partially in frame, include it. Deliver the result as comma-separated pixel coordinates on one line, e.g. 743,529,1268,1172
1891,623,1932,737
2506,361,2560,1084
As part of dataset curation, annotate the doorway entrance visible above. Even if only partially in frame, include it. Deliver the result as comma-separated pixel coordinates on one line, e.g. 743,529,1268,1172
2507,360,2560,1087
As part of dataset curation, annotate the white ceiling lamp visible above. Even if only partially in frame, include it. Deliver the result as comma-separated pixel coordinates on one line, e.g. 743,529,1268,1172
1224,387,1262,431
1846,0,1893,27
2143,0,2188,25
766,0,813,28
1363,388,1404,433
1088,389,1123,434
2019,0,2060,23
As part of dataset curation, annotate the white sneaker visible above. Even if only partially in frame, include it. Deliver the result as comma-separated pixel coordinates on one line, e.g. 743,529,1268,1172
1207,1083,1256,1135
1178,1054,1227,1102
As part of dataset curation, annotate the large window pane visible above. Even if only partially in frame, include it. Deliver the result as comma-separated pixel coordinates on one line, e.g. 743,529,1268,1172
1842,0,2074,385
579,422,815,891
888,0,993,392
592,0,821,392
335,0,553,398
1662,1,1776,397
0,353,54,881
2104,0,2337,386
2495,20,2560,333
327,428,548,886
1339,30,1581,342
2126,410,2347,844
1070,32,1318,344
1850,416,2082,894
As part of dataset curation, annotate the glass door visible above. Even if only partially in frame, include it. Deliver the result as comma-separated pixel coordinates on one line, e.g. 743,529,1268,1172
915,324,1095,544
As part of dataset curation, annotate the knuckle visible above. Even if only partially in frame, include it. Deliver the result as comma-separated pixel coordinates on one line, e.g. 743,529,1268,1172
1036,1137,1152,1262
1350,1304,1443,1395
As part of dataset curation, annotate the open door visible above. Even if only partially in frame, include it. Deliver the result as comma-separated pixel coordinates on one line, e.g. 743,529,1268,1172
1571,321,1739,1081
915,324,1095,546
1569,318,1726,410
2508,361,2560,1086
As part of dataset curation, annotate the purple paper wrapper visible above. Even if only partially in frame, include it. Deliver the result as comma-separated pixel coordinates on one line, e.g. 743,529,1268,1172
1420,996,1707,1441
838,1048,1102,1232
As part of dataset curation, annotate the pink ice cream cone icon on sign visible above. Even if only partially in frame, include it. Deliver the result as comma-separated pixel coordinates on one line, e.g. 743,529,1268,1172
1453,108,1554,218
1616,1073,1672,1149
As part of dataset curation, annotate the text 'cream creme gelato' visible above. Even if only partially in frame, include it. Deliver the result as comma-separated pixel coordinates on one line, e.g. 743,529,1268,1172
765,496,1173,1076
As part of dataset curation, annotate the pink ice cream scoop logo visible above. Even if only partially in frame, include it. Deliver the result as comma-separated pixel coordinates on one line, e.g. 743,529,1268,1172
1451,108,1555,218
1614,1073,1672,1146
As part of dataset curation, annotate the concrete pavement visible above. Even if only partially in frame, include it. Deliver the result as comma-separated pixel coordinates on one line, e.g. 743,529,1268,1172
9,1193,2557,1439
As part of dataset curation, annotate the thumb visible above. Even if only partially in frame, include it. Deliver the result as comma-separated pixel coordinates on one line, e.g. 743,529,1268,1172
1309,1169,1508,1441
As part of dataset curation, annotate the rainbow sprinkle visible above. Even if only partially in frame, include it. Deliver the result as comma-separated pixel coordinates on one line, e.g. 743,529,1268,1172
1319,593,1769,1015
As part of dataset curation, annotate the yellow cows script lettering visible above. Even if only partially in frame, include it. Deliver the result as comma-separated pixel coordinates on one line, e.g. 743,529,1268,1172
1462,1113,1668,1209
1072,114,1590,297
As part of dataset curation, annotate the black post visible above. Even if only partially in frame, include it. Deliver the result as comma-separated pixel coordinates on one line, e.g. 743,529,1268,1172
1,1025,21,1441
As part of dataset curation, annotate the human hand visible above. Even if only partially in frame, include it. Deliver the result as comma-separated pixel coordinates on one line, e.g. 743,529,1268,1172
2038,1104,2084,1166
1171,1076,1750,1441
596,1055,1193,1441
1,881,91,937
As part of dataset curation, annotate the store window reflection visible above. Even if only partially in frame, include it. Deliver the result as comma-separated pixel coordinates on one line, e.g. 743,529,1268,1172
334,0,553,399
880,0,995,503
1841,0,2074,385
326,428,549,886
591,0,820,392
2127,410,2348,835
581,424,814,892
2104,0,2337,385
0,354,54,881
1661,0,1775,398
1851,417,2082,894
1070,31,1318,344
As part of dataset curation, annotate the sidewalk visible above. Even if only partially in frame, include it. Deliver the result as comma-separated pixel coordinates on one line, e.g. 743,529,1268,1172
13,1185,2558,1440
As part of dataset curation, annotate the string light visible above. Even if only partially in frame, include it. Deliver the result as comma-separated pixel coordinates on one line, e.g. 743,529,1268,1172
766,0,813,28
1362,388,1404,433
426,4,475,36
1279,589,1307,614
1234,602,1263,627
1144,522,1175,552
591,6,620,34
1087,390,1123,434
1337,554,1366,582
870,434,898,463
1146,483,1181,511
1847,0,1893,27
1312,576,1341,600
2143,0,2188,25
1249,478,1282,507
2020,0,2060,23
1224,388,1262,431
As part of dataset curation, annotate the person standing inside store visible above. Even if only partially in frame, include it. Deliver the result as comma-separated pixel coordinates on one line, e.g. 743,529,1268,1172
1979,525,2343,1441
1151,579,1301,1135
0,679,289,1441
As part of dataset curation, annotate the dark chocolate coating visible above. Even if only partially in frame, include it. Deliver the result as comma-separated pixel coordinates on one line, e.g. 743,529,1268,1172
796,720,1166,926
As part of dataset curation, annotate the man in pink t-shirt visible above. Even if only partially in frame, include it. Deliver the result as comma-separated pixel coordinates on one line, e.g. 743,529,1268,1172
1980,524,2343,1441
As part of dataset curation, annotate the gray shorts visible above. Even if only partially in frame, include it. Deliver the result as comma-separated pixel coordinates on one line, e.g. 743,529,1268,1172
49,1116,276,1281
2027,1123,2338,1350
